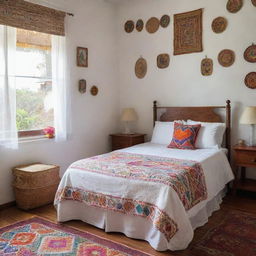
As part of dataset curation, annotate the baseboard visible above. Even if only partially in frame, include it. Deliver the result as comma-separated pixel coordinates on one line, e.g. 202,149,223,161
0,201,16,210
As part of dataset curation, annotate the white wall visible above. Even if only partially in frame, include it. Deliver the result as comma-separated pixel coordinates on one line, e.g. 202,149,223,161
117,0,256,178
1,0,256,205
0,0,120,205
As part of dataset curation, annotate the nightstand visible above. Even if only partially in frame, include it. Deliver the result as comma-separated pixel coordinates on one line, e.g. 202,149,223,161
233,145,256,195
110,133,145,151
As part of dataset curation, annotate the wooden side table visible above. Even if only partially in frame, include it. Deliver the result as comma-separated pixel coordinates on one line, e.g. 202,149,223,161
110,133,145,151
233,145,256,195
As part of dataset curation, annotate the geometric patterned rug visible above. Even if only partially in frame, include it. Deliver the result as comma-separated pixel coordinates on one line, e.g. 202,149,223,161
0,217,151,256
189,210,256,256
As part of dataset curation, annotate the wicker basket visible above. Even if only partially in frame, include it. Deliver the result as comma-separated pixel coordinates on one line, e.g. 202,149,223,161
12,163,60,210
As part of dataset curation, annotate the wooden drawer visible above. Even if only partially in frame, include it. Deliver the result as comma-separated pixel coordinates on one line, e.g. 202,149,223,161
235,150,256,167
112,137,131,149
131,136,144,145
112,141,129,150
110,134,145,151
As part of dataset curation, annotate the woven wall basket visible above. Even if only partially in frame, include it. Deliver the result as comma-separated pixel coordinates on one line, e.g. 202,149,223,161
244,44,256,63
160,15,170,28
136,19,144,32
212,17,227,33
146,17,160,33
226,0,243,13
157,54,170,69
124,20,134,33
245,72,256,89
201,57,213,76
135,57,147,79
218,49,235,67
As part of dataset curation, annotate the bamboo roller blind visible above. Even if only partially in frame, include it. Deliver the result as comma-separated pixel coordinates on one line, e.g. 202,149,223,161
0,0,66,36
17,28,51,50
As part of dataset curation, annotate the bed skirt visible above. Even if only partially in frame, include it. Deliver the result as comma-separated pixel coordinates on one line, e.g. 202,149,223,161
56,189,225,251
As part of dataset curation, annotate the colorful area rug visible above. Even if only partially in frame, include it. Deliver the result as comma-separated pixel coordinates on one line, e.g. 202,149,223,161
0,217,151,255
190,210,256,256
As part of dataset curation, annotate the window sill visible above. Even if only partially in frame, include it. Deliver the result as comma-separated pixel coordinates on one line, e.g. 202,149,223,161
18,135,54,144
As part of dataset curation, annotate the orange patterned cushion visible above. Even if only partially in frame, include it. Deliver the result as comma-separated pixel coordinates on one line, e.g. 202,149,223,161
168,122,201,150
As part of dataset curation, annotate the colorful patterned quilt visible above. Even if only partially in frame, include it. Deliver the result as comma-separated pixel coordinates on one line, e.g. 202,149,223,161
55,152,207,242
69,152,207,210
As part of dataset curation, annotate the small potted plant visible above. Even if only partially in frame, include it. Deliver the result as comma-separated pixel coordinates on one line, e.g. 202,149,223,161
43,126,55,139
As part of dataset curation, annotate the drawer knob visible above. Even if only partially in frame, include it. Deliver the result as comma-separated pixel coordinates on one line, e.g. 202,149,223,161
251,159,256,163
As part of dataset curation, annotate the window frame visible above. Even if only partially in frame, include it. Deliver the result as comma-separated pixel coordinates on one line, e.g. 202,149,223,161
15,29,54,137
18,129,44,138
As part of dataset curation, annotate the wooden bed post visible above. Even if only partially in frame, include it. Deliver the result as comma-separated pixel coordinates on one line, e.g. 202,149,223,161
153,101,157,127
226,100,231,162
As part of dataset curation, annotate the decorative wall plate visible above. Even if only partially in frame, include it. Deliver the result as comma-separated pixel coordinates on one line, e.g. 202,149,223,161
218,49,235,67
226,0,243,13
78,79,86,94
146,17,160,33
136,19,144,32
211,17,227,33
160,15,170,28
252,0,256,7
124,20,134,33
90,86,99,96
157,54,170,69
135,57,147,79
201,57,213,76
244,44,256,63
245,72,256,89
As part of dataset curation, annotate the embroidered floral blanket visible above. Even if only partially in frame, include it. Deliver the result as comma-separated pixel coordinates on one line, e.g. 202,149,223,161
55,152,207,242
69,152,207,210
55,186,178,241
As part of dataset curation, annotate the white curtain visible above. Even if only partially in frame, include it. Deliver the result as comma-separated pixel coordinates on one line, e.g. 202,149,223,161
52,35,69,142
0,25,18,149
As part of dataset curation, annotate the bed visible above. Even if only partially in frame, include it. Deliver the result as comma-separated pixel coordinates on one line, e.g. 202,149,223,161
54,100,234,251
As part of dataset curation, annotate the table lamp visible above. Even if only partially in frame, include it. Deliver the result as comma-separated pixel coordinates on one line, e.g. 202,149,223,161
240,106,256,146
121,108,138,134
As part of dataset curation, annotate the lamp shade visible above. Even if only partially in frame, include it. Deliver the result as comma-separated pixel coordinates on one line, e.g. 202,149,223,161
240,107,256,124
121,108,138,122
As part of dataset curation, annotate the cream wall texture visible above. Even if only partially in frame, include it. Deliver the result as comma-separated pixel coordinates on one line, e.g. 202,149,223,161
0,0,120,205
117,0,256,178
0,0,256,205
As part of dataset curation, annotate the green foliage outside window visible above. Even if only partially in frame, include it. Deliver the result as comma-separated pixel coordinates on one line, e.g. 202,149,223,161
16,88,53,131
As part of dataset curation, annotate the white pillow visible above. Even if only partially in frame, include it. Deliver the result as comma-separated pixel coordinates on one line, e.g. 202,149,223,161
151,121,174,145
187,120,226,149
151,121,186,145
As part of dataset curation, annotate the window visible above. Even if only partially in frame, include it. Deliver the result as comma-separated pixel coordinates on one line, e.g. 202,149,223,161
0,1,67,148
15,29,54,137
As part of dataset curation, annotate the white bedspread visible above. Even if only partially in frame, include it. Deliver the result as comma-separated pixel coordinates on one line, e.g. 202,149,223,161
55,143,234,251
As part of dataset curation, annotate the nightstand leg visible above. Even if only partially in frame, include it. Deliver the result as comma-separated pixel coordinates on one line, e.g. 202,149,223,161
241,167,246,181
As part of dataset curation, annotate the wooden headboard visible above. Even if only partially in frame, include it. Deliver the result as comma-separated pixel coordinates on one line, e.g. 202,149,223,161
153,100,231,161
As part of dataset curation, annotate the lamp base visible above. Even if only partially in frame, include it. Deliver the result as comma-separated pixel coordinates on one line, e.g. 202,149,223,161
124,125,131,134
249,124,256,146
123,122,135,134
